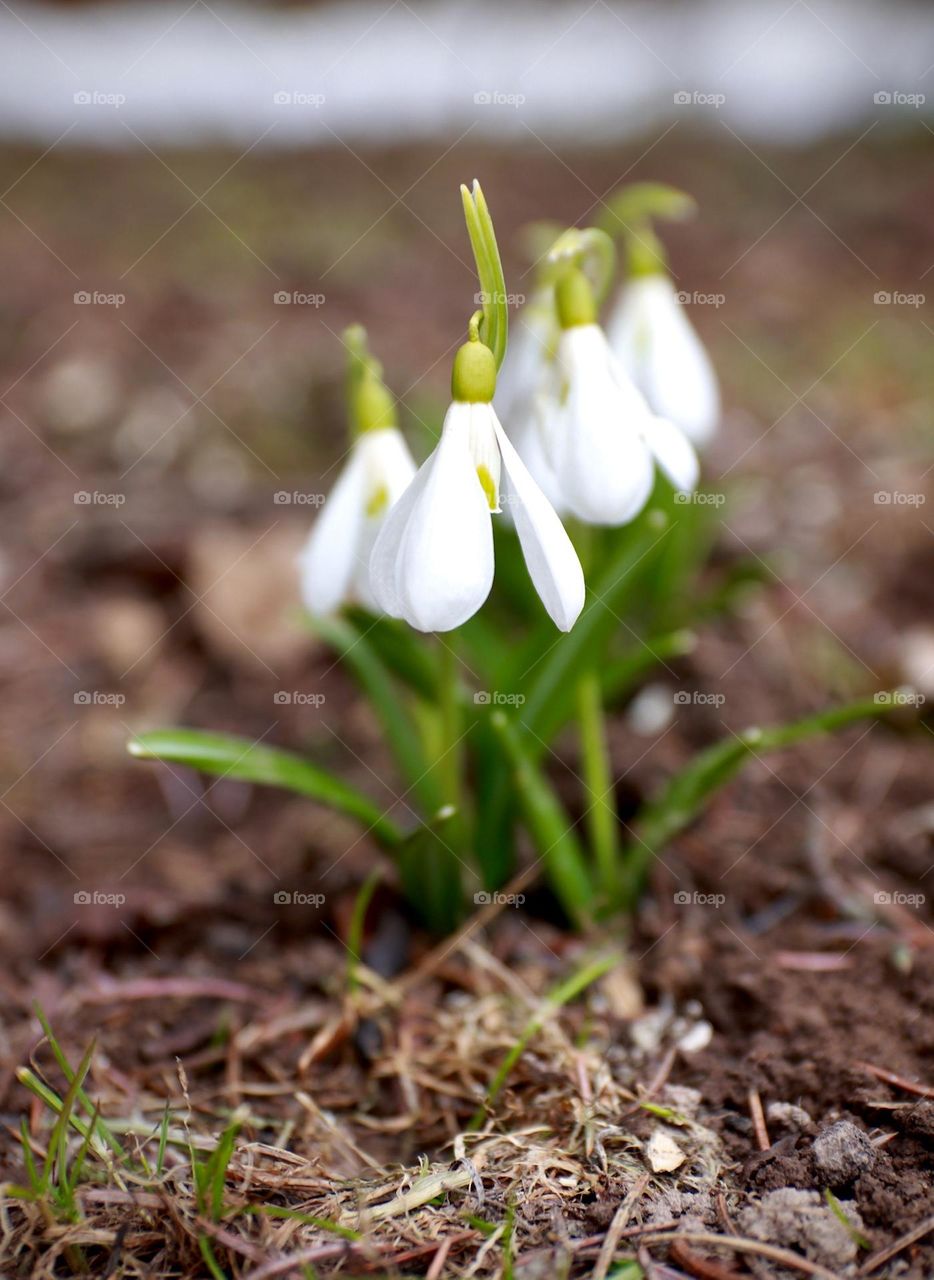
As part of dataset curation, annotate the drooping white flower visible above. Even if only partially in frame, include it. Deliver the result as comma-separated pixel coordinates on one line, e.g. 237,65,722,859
606,273,720,446
546,268,700,526
370,338,584,634
299,425,416,616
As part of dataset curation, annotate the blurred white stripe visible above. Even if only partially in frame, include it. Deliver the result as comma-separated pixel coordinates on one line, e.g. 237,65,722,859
0,0,930,147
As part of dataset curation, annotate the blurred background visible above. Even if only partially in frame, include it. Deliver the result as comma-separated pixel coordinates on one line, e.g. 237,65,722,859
0,0,931,963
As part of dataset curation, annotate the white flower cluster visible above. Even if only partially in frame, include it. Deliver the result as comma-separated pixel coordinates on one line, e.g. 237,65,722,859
300,260,718,635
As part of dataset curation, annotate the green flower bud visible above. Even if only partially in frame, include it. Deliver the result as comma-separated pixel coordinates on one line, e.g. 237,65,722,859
353,370,397,435
555,266,597,329
451,335,496,403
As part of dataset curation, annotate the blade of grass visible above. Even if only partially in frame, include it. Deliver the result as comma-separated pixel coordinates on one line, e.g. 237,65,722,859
619,693,905,910
34,1006,126,1162
490,711,594,927
345,868,381,995
128,730,401,848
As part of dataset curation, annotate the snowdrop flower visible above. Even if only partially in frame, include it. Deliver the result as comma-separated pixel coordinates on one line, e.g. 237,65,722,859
549,267,699,526
370,333,584,634
606,272,720,446
299,369,416,616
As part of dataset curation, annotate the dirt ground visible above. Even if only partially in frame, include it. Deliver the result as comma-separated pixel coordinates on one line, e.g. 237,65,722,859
0,130,933,1276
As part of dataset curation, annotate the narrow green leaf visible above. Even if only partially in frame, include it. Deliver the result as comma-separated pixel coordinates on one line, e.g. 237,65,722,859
346,868,381,994
620,694,904,909
35,1005,126,1162
343,608,439,700
128,730,401,848
490,712,593,926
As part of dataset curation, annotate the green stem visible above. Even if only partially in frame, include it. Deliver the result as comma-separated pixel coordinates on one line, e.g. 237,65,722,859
577,670,620,900
572,524,620,903
437,638,463,815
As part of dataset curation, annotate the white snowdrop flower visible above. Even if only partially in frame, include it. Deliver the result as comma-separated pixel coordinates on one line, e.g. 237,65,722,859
299,375,416,615
550,267,699,526
370,336,584,634
607,273,720,446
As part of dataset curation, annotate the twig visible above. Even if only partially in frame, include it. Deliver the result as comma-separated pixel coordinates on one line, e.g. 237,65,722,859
638,1231,844,1280
669,1238,743,1280
859,1214,934,1274
855,1060,934,1098
748,1089,770,1151
592,1174,649,1280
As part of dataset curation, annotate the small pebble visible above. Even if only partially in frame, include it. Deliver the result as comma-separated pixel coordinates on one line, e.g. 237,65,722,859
812,1119,875,1184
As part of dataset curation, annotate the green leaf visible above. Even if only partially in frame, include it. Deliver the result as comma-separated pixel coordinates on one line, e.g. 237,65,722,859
396,804,463,935
309,613,440,812
128,730,401,848
620,694,903,910
490,711,594,926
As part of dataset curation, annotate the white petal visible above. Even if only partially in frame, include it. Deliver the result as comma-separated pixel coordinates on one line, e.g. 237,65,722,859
639,414,700,493
370,403,494,632
298,448,367,616
553,325,655,526
607,276,720,445
350,428,417,608
492,414,584,632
